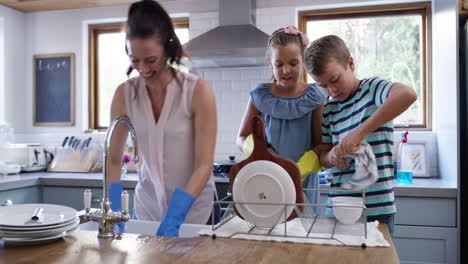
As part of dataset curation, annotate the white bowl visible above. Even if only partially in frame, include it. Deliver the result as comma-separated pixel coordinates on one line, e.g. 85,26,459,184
331,197,364,225
331,196,364,205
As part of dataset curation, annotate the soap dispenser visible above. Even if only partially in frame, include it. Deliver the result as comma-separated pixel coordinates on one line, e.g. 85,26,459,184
396,131,413,184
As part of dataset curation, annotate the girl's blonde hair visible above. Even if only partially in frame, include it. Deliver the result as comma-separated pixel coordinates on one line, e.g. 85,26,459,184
266,27,309,82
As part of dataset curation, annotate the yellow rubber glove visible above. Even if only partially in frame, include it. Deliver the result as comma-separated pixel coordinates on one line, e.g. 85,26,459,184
297,150,322,181
242,134,254,157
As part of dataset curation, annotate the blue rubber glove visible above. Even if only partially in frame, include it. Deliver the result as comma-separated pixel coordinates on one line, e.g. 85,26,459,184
156,188,195,237
109,182,126,233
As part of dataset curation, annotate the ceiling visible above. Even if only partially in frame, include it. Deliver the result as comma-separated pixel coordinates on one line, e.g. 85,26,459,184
0,0,174,13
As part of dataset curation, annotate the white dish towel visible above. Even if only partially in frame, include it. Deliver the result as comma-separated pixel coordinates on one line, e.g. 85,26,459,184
199,216,390,247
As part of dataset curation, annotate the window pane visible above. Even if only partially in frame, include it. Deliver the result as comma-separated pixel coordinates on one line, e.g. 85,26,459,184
306,15,423,126
175,27,189,44
97,32,132,127
96,25,188,128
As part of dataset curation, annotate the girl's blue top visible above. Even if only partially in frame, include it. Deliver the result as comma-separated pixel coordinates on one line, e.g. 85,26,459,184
250,82,328,207
250,83,327,161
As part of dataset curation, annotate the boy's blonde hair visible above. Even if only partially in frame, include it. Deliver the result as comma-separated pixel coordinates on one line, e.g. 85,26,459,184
304,35,351,76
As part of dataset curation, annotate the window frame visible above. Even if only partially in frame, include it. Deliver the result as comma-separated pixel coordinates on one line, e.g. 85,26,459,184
299,2,432,130
88,18,189,130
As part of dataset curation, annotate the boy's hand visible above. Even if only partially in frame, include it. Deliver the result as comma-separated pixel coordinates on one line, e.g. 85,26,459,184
325,147,349,169
336,130,366,156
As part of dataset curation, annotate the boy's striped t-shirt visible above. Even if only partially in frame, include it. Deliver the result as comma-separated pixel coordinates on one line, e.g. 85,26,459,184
322,77,396,216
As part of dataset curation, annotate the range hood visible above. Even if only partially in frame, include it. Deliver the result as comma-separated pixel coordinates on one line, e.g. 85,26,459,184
185,0,270,68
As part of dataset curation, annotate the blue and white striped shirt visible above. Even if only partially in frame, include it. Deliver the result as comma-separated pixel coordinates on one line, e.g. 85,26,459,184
322,77,396,216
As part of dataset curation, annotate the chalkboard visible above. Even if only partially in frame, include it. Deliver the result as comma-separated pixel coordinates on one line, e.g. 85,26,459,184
33,53,75,126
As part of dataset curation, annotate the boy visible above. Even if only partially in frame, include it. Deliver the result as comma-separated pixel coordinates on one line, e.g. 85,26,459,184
304,35,417,235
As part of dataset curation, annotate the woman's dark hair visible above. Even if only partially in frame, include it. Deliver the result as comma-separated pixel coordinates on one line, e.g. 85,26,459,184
125,0,185,76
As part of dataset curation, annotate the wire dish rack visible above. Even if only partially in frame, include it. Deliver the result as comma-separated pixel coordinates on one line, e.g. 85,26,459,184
209,188,369,248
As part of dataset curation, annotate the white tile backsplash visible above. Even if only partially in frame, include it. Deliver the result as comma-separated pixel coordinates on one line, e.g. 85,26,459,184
197,66,270,161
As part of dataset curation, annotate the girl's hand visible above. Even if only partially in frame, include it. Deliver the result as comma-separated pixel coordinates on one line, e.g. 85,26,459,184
336,130,366,156
326,147,349,169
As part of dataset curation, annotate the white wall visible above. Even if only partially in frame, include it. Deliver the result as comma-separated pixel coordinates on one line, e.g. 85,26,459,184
0,0,459,179
196,66,271,160
0,5,25,131
432,0,458,181
0,16,4,122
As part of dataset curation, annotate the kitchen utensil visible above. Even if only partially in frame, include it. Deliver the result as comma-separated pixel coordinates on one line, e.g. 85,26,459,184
0,218,79,239
0,225,80,246
31,208,43,221
0,204,78,227
331,197,364,225
61,137,69,148
80,137,92,162
232,160,296,228
229,115,303,221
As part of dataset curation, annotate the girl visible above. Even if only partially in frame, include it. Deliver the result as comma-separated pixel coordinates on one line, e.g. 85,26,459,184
108,0,218,237
237,26,328,207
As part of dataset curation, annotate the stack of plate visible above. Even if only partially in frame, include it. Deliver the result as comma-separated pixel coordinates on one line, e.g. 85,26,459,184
0,204,80,246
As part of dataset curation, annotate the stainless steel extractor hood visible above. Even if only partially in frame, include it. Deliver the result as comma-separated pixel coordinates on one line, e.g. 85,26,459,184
185,0,270,68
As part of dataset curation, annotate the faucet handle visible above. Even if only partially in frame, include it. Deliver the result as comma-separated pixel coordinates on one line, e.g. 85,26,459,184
84,189,92,211
122,190,129,213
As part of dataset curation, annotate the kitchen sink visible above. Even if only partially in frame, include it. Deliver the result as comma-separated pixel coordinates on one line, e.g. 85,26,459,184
79,220,208,238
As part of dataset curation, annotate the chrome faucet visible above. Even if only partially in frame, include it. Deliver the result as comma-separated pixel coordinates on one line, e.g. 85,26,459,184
83,116,139,238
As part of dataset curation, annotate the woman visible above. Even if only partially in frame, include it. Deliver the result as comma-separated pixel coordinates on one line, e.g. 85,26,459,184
108,0,217,237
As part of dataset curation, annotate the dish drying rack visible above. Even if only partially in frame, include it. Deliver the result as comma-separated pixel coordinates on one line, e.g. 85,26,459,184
209,188,369,248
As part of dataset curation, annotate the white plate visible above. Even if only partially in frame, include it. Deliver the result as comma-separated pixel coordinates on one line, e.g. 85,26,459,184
0,204,78,227
233,160,296,228
0,217,77,231
0,217,80,238
1,225,80,246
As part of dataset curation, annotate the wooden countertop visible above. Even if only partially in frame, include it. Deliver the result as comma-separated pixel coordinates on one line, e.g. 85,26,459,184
0,224,399,264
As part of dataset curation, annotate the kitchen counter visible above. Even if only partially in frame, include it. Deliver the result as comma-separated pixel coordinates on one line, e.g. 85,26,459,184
0,225,399,263
0,172,457,198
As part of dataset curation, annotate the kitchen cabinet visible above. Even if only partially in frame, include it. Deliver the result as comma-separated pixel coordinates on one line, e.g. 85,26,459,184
0,186,41,205
41,186,135,212
393,225,457,264
318,194,458,264
393,197,457,264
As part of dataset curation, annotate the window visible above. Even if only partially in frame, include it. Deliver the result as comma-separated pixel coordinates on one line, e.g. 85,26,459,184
299,3,431,129
89,18,189,129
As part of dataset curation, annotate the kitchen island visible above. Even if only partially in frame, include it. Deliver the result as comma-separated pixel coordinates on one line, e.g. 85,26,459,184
0,224,398,263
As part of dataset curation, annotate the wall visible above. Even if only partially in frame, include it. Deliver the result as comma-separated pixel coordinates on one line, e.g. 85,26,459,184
0,5,25,131
432,0,458,189
0,0,458,179
196,66,270,160
0,16,4,122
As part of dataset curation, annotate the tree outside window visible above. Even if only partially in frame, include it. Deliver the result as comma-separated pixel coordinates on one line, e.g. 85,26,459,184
300,3,431,129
